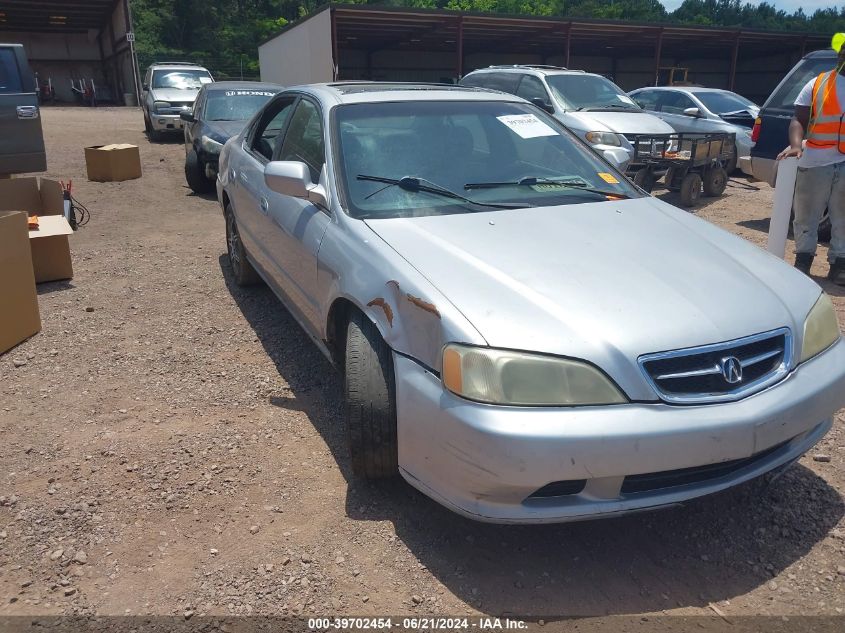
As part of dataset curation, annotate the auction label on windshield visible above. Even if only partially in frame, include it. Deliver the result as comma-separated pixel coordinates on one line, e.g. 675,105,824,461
496,114,557,139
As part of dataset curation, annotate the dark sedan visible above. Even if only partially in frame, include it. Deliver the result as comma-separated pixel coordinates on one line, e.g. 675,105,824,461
181,81,282,193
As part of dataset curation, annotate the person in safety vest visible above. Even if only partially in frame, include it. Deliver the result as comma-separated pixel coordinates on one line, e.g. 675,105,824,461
778,34,845,285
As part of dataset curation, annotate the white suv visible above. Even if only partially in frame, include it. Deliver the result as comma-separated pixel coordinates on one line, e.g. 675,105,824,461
142,62,213,142
461,65,675,173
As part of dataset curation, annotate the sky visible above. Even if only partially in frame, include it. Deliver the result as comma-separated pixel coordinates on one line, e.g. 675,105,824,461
660,0,843,11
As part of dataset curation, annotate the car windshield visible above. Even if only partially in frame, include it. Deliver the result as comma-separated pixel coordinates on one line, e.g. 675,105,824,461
152,69,212,90
204,90,276,121
693,91,756,114
334,100,639,220
545,74,641,112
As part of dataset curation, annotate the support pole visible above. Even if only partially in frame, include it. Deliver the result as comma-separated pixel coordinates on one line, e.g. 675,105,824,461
456,17,464,81
124,0,142,106
729,33,740,92
331,8,339,81
565,23,572,68
654,28,663,86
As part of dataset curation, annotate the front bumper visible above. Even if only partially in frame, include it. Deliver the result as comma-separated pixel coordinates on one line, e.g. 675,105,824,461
395,337,845,524
150,113,184,133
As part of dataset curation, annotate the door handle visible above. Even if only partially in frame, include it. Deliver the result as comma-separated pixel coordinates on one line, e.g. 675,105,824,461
16,105,39,120
260,197,269,214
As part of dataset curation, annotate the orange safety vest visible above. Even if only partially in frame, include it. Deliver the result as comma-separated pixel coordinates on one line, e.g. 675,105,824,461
806,70,845,153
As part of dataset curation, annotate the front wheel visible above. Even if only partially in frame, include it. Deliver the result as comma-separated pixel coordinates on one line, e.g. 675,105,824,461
224,204,260,286
345,311,398,480
185,149,214,194
679,173,702,207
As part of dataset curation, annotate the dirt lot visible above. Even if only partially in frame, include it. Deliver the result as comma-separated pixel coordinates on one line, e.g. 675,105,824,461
1,107,844,624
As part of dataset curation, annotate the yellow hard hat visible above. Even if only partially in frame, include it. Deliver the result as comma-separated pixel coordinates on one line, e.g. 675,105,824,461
833,33,845,53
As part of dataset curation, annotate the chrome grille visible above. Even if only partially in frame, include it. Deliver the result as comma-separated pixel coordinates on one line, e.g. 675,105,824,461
156,102,192,115
639,328,792,404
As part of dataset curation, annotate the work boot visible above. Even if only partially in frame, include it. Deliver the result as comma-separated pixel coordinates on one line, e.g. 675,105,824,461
794,253,814,275
828,258,845,286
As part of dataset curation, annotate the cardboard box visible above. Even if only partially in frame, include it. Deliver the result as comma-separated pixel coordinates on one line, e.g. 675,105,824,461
84,143,142,182
0,211,42,354
0,177,73,283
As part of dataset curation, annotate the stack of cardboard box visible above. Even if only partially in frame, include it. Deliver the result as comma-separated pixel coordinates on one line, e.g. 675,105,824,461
0,177,74,355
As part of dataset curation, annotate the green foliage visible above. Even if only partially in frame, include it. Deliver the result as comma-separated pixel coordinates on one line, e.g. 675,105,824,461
130,0,845,79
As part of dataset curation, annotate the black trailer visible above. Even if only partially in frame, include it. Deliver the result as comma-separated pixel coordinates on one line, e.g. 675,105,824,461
629,132,735,207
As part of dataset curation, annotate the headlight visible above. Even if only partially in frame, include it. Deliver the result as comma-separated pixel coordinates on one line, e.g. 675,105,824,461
801,293,841,362
153,101,171,113
585,131,622,147
201,135,224,153
442,344,627,406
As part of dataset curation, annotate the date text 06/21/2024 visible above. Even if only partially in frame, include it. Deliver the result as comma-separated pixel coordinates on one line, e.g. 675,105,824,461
307,617,529,630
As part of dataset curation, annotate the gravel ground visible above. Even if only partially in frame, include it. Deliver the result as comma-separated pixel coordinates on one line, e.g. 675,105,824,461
0,107,843,623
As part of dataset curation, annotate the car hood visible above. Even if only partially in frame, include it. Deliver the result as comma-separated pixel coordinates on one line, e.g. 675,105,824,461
151,88,200,103
365,198,820,391
204,120,247,141
562,110,676,135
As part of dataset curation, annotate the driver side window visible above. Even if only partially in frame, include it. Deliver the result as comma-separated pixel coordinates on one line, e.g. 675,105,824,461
279,99,325,183
516,75,550,105
659,92,696,115
250,97,295,161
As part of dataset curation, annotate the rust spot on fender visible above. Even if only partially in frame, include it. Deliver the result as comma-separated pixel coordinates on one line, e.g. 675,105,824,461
367,298,394,327
405,294,441,319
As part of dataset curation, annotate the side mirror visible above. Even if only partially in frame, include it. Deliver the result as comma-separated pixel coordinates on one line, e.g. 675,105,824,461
530,97,555,114
179,111,195,122
682,107,701,118
264,161,328,208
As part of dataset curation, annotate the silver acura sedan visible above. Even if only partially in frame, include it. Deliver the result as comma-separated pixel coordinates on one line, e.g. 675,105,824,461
216,83,845,524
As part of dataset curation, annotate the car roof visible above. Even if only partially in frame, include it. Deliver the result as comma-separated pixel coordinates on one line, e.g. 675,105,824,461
632,87,734,93
149,62,209,71
202,81,282,92
284,82,525,106
467,65,594,78
804,49,836,59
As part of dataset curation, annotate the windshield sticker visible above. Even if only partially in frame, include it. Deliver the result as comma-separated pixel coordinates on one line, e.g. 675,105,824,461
199,77,213,84
616,94,636,105
496,114,557,139
597,172,620,184
224,90,275,97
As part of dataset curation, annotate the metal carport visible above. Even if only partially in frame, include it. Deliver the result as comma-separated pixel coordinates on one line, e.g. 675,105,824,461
0,0,140,104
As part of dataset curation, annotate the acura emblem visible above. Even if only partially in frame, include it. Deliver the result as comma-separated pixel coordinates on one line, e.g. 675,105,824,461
721,356,743,384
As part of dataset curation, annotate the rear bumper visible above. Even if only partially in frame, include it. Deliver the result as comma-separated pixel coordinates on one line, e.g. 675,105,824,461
395,337,845,524
751,156,776,185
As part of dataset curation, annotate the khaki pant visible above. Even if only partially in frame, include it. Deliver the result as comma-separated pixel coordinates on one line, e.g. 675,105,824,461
792,161,845,263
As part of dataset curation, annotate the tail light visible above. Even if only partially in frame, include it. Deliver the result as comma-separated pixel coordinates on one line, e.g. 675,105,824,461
751,117,762,143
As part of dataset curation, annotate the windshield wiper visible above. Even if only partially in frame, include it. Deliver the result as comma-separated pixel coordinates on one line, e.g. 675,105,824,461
356,174,526,209
464,176,629,199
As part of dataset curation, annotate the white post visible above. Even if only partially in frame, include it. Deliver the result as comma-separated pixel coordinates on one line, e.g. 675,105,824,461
767,157,799,259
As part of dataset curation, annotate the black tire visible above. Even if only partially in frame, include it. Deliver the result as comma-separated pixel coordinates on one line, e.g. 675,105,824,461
679,173,702,207
145,115,162,142
185,149,214,194
224,204,260,286
702,165,728,197
632,168,656,193
345,311,398,480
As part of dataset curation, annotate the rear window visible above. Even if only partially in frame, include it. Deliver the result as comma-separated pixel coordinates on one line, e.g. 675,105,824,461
461,72,520,95
765,56,837,111
0,48,23,94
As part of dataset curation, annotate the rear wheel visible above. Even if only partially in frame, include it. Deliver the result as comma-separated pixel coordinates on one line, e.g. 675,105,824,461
632,168,656,193
679,173,702,207
224,204,260,286
702,165,728,197
345,311,398,480
185,149,214,194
